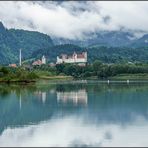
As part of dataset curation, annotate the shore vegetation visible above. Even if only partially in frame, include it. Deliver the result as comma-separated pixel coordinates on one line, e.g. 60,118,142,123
0,61,148,83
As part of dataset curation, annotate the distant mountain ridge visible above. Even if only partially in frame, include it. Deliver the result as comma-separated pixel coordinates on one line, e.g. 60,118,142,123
52,30,148,48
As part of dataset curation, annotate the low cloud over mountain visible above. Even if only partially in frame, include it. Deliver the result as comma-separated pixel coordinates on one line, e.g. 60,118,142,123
0,1,148,40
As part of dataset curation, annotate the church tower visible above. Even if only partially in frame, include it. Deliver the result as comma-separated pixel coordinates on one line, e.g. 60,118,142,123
42,55,46,64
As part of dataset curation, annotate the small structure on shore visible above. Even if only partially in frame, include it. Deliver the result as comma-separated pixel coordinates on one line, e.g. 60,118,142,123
9,64,17,68
127,79,130,84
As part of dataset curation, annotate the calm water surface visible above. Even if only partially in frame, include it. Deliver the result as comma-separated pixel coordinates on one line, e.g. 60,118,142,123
0,80,148,147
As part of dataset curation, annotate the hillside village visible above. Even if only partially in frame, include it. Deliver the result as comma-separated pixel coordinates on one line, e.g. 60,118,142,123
9,50,88,68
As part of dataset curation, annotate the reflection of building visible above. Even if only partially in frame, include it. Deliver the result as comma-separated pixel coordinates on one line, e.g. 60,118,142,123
41,92,46,103
50,89,56,94
56,52,87,65
34,91,47,103
57,89,88,106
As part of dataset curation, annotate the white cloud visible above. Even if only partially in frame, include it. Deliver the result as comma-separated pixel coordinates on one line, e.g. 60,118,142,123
0,1,148,39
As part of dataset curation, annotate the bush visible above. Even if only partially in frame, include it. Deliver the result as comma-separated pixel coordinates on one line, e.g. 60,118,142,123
27,72,39,79
0,67,9,75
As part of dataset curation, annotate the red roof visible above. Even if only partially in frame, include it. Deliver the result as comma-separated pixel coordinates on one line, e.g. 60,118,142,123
60,52,86,59
77,54,85,59
9,64,17,67
32,60,42,65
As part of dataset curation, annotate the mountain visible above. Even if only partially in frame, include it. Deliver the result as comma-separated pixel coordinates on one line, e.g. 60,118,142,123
52,30,147,48
0,22,53,64
130,34,148,47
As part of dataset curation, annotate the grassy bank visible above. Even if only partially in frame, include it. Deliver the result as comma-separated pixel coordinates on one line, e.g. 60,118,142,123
109,73,148,80
39,75,73,80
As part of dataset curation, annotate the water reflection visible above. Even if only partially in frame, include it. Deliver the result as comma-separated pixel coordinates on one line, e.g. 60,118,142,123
0,81,148,146
19,93,22,110
34,91,47,104
1,116,148,147
57,89,88,106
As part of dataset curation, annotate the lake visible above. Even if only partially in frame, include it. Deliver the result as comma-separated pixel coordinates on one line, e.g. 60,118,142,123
0,80,148,147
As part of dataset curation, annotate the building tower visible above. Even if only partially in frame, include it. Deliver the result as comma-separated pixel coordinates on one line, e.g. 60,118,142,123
42,55,46,64
19,49,22,66
84,52,87,63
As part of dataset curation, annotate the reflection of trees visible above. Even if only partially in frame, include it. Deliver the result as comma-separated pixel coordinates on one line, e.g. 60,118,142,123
56,83,88,92
0,82,148,101
0,84,55,100
0,86,10,98
55,82,148,94
0,84,38,100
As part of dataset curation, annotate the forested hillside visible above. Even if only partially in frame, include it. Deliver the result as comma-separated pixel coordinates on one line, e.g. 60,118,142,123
0,22,53,64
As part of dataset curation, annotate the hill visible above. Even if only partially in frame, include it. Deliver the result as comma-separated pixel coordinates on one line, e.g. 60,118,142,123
0,22,53,64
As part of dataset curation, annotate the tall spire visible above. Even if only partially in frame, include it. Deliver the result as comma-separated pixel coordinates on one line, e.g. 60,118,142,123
19,49,22,66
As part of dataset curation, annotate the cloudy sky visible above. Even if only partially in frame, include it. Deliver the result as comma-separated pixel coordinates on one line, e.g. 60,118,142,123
0,1,148,40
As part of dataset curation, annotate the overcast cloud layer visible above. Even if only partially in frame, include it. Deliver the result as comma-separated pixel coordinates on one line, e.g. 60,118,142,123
0,1,148,39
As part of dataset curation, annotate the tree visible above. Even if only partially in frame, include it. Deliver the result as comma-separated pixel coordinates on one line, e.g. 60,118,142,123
0,67,9,75
93,60,102,74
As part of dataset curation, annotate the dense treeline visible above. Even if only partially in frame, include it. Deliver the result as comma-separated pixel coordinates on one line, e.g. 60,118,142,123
0,67,38,82
55,61,148,79
0,61,148,81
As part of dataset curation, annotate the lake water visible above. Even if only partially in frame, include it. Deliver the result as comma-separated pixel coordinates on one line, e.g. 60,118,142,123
0,80,148,147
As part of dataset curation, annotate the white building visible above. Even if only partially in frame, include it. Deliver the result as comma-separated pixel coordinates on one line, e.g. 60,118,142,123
42,55,46,64
56,52,87,64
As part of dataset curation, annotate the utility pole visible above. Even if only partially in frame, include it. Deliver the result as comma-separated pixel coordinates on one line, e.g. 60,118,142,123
19,49,22,66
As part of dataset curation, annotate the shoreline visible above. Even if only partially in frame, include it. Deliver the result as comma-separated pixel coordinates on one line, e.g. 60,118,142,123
0,79,36,84
0,74,148,84
39,75,73,80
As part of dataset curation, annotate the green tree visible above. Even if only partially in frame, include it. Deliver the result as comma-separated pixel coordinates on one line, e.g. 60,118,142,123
93,60,102,75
